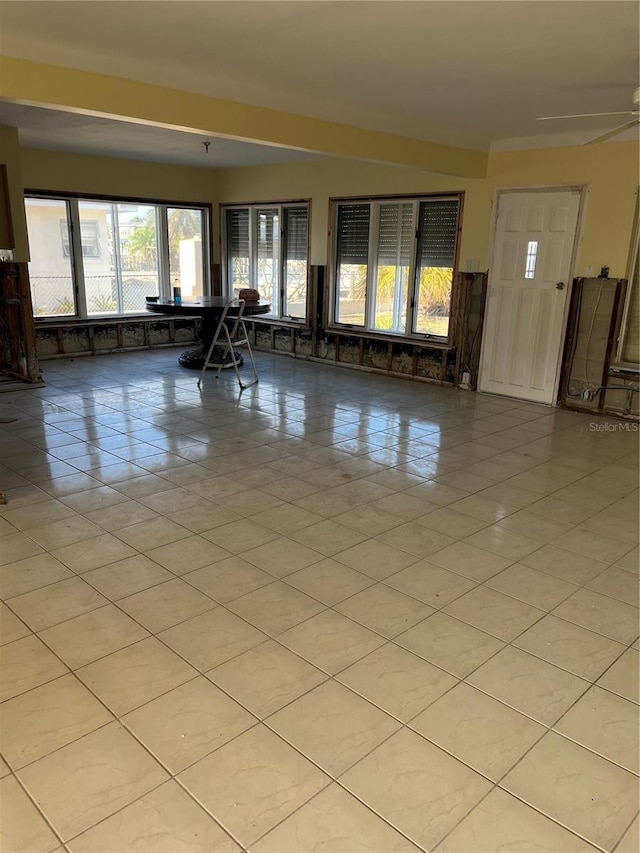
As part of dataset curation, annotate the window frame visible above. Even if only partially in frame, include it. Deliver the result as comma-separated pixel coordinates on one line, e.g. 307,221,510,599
328,192,463,345
615,189,640,370
60,218,101,258
25,190,212,321
221,200,311,324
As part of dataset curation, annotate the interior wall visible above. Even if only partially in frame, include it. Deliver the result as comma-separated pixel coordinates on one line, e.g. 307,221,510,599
212,158,482,268
2,56,487,179
20,148,217,205
560,277,639,418
212,142,639,277
17,141,639,279
486,146,639,279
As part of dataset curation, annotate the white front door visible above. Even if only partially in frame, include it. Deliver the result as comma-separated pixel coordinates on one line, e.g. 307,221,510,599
479,189,581,404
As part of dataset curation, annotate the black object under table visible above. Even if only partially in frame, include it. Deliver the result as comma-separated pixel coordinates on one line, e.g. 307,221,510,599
146,297,271,369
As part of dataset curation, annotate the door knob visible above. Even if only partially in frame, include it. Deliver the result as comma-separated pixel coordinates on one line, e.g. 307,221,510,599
556,281,565,290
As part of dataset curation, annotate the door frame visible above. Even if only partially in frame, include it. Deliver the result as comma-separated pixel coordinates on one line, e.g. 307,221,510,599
481,184,588,405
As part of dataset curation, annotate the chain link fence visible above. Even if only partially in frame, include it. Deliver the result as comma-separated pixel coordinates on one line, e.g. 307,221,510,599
30,274,160,317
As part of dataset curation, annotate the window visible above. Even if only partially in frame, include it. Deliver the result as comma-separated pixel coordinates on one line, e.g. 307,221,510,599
26,195,210,319
223,203,309,320
617,192,639,367
60,219,100,258
330,195,461,339
26,198,75,317
524,241,538,279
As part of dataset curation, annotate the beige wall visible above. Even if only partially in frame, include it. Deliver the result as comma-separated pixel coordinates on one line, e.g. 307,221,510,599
16,139,640,280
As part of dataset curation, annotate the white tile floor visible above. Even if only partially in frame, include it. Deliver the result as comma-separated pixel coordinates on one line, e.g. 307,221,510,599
0,349,638,853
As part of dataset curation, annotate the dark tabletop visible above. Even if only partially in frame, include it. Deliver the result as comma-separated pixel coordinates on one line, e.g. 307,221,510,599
146,297,271,317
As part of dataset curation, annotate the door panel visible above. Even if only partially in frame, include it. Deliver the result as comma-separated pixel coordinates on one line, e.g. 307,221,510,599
479,190,581,404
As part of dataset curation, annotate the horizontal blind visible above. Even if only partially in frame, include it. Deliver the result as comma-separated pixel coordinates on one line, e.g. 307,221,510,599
377,203,413,266
256,209,278,257
337,204,370,265
226,208,250,258
418,199,459,267
285,207,308,260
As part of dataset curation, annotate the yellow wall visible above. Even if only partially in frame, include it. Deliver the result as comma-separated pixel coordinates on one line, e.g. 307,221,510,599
212,142,639,277
486,145,639,279
0,56,487,179
21,148,216,205
3,56,638,276
16,139,640,279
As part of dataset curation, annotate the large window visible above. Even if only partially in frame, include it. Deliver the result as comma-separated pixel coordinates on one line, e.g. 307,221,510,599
330,195,461,340
617,193,639,367
26,195,210,318
223,203,309,321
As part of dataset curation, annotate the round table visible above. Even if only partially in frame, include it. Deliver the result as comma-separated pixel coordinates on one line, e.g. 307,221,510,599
146,297,271,369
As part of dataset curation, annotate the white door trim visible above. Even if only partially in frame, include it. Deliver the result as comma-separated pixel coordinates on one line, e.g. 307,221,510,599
481,184,587,405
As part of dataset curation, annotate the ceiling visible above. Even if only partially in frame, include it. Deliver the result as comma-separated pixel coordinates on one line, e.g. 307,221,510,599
0,102,325,169
0,0,638,168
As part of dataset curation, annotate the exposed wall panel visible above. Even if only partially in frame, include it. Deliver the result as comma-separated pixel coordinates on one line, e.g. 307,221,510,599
37,317,198,359
93,325,119,351
147,322,171,346
560,277,638,419
273,327,293,352
62,327,90,354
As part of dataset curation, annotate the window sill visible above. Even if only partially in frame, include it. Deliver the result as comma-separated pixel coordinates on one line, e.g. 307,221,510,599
326,325,452,350
610,363,640,375
249,316,312,331
34,313,196,326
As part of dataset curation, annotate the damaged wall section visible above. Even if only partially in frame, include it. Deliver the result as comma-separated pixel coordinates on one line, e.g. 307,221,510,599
246,269,487,388
559,277,639,418
36,317,198,359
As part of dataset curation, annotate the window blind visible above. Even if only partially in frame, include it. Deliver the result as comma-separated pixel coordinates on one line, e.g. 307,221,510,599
337,204,370,265
377,203,414,266
284,207,308,260
227,208,250,259
257,209,278,257
418,199,459,267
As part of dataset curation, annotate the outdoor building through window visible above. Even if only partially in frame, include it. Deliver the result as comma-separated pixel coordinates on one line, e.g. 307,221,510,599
25,195,210,318
330,195,461,340
223,203,309,321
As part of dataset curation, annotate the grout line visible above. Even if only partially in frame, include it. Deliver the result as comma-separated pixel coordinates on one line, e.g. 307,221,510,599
1,350,637,851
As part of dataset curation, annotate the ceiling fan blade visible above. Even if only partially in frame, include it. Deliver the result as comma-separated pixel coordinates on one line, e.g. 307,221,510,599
537,111,636,121
584,119,640,145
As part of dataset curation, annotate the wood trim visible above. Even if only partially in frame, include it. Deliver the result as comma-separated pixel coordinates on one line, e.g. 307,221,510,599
0,166,15,250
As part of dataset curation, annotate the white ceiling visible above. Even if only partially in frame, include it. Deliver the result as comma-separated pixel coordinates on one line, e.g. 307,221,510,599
0,0,638,167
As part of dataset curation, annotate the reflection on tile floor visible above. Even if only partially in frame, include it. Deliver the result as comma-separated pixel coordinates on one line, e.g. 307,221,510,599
0,349,638,852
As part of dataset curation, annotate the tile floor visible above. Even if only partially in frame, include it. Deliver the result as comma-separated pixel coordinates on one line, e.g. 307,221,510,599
0,349,638,853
